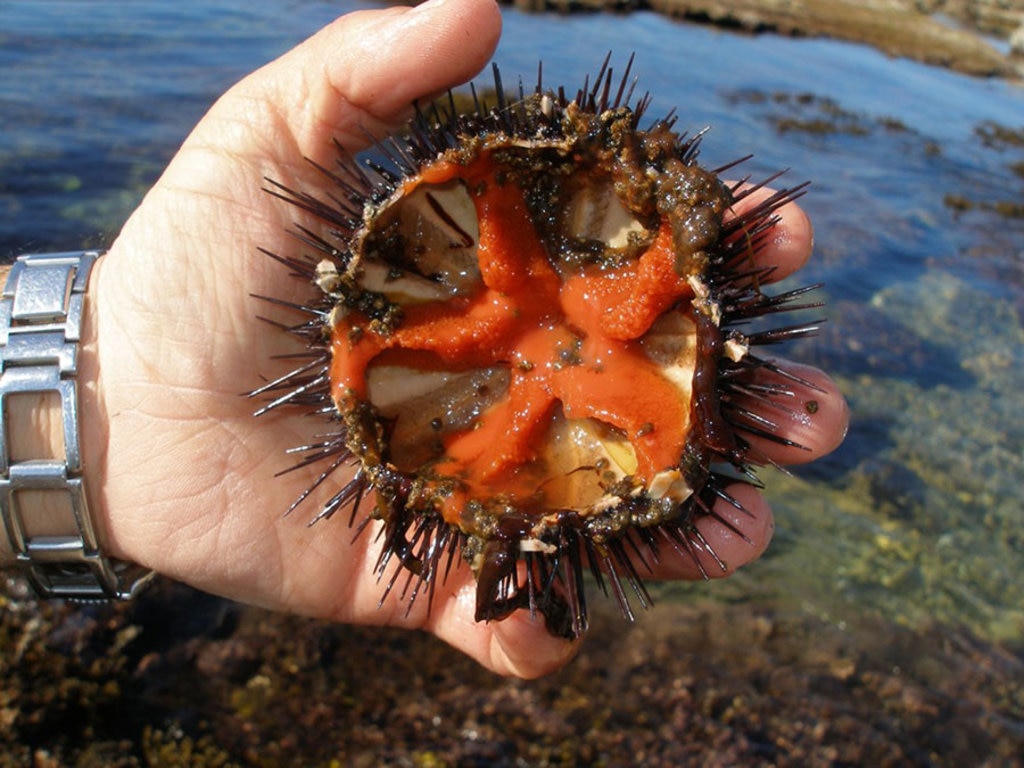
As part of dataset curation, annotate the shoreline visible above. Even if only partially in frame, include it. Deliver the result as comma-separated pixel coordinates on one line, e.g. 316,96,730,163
503,0,1024,80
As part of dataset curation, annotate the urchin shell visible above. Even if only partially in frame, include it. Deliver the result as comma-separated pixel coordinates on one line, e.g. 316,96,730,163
253,56,819,639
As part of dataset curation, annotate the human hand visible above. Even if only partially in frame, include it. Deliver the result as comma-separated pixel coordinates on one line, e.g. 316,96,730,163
60,0,846,678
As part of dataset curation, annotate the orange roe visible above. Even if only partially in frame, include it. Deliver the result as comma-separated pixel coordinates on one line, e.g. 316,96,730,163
330,154,697,524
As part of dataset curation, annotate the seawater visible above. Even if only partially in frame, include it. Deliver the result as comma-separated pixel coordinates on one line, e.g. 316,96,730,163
2,0,1022,713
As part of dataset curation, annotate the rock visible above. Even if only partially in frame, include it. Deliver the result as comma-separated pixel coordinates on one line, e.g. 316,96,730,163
1011,22,1024,58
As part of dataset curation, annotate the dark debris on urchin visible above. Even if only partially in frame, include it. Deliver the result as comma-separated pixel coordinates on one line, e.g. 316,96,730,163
250,55,823,640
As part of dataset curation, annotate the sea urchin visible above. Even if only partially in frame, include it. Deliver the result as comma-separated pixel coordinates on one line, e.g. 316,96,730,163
252,57,820,639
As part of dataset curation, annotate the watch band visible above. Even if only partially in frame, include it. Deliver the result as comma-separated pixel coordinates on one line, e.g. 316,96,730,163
1,251,153,600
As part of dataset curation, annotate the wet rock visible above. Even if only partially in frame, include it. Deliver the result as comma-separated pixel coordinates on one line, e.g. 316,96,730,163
1012,22,1024,57
503,0,1020,78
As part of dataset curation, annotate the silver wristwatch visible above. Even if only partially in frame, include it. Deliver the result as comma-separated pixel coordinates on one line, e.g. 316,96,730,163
1,251,153,600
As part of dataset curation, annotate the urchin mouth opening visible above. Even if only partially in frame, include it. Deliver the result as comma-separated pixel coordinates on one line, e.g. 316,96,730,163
250,55,821,639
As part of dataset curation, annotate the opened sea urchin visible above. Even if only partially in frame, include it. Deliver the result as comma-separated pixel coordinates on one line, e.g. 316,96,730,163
253,58,819,639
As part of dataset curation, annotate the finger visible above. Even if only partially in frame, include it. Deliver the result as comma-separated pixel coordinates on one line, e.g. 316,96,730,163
257,0,503,162
326,0,504,131
642,482,774,581
726,183,815,284
737,359,849,466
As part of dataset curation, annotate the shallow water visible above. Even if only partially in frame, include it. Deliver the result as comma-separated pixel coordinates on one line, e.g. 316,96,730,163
2,0,1023,760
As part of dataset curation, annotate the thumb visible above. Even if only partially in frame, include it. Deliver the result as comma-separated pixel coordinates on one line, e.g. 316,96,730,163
241,0,503,163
